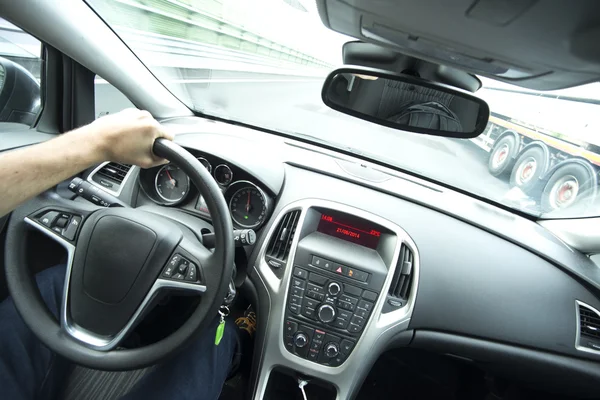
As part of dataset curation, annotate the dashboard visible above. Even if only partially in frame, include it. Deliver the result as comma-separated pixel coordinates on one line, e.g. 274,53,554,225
79,118,600,400
135,149,273,231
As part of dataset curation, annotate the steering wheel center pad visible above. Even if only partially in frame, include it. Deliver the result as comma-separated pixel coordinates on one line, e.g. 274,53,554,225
71,209,182,336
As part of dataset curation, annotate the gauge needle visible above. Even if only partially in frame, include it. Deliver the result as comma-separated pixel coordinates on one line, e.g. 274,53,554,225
246,191,251,213
165,170,176,187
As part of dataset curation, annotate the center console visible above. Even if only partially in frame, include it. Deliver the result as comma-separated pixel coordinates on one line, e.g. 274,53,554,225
253,200,419,400
283,211,390,366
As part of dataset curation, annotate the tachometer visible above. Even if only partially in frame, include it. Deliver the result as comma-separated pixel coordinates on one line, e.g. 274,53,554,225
229,183,268,228
154,164,190,204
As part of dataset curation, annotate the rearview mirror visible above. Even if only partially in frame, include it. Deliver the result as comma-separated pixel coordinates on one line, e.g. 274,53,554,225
322,67,489,139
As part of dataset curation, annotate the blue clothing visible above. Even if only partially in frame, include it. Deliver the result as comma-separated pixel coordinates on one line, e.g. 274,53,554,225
0,265,237,400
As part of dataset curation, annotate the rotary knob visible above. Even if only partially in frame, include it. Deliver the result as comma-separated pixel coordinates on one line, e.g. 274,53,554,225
325,342,339,358
328,282,341,296
293,332,308,348
317,304,336,323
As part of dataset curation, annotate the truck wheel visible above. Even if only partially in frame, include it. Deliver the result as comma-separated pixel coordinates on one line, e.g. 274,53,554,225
510,147,547,193
488,136,516,177
541,163,593,212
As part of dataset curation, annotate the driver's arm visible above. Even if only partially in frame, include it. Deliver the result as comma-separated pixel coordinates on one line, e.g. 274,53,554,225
0,109,173,217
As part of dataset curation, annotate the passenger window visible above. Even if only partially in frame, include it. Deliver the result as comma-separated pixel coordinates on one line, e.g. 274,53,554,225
94,76,135,118
0,18,42,126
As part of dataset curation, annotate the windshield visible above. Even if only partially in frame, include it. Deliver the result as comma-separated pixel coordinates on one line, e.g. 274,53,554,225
90,0,600,219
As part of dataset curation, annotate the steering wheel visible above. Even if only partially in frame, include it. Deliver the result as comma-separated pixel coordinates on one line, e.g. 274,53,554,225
4,139,235,370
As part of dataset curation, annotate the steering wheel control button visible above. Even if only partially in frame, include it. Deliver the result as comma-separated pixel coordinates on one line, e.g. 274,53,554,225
63,216,82,240
327,282,341,296
325,343,339,358
293,332,308,348
184,264,197,282
317,304,336,323
39,211,59,227
162,265,174,278
293,267,308,279
55,215,69,229
172,273,185,280
169,254,182,266
308,272,327,285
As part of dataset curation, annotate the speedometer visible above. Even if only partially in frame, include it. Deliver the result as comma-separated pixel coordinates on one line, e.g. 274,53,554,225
229,183,268,228
155,164,190,204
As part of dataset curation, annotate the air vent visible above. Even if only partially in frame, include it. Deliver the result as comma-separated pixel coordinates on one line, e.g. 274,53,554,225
265,209,301,269
384,244,413,311
578,303,600,354
95,162,131,184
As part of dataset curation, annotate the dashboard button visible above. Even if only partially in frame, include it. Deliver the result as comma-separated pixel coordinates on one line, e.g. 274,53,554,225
292,278,306,289
308,349,320,361
309,273,328,285
337,300,354,311
285,320,298,337
350,315,365,326
311,255,324,267
332,264,348,276
328,282,341,296
294,333,308,348
322,259,335,271
348,323,362,333
338,309,352,320
340,339,355,355
293,267,308,279
333,318,348,329
343,284,362,297
291,287,305,297
354,307,368,319
358,300,374,312
362,290,378,301
307,283,324,294
289,304,300,315
314,329,326,341
339,294,358,305
290,295,303,306
303,298,319,309
310,340,322,351
302,306,316,319
351,269,369,282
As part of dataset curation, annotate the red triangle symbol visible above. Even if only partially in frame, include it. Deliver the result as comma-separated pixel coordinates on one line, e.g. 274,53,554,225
336,267,342,273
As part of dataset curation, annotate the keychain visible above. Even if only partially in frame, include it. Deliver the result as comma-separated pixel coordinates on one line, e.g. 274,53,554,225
215,305,229,346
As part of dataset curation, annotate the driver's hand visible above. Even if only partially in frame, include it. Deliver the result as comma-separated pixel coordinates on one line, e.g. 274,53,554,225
88,108,174,168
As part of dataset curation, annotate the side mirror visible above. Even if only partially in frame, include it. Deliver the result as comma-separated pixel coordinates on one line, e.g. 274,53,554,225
0,56,41,126
321,67,489,139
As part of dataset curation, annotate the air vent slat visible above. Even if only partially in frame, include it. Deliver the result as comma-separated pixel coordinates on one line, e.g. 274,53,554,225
388,244,414,303
95,162,132,184
578,303,600,343
265,209,301,268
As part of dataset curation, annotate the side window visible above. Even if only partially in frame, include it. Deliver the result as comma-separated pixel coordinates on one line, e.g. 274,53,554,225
0,18,43,126
94,76,135,118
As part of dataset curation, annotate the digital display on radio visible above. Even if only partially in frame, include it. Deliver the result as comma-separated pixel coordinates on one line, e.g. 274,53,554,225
317,213,381,249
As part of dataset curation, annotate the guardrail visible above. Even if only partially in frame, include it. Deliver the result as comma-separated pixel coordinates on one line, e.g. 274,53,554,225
96,0,333,69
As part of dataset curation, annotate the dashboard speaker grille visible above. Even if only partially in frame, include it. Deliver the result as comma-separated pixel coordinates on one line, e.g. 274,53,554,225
579,304,600,340
265,209,301,268
95,162,132,184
